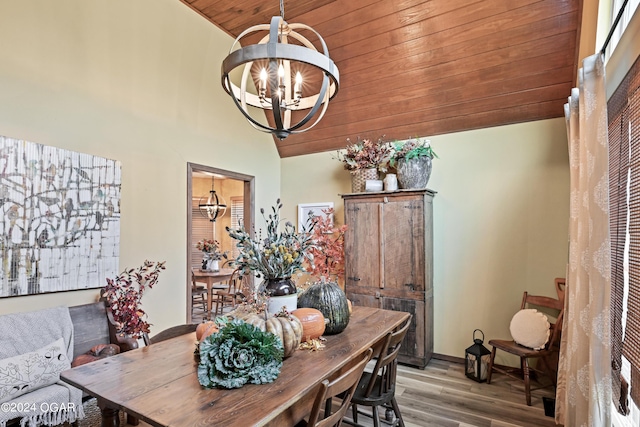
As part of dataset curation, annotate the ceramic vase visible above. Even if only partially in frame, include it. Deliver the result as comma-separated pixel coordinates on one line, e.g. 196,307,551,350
262,278,298,314
206,259,220,271
397,156,432,189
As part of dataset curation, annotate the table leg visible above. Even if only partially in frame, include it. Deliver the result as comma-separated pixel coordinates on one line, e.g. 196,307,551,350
207,279,213,320
97,399,120,427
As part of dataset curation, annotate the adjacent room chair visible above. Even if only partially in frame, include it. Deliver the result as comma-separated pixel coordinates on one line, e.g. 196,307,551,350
191,270,209,318
344,317,411,427
486,289,565,406
296,347,373,427
213,268,247,315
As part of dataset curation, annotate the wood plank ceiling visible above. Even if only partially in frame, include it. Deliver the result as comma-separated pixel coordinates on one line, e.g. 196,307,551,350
180,0,582,158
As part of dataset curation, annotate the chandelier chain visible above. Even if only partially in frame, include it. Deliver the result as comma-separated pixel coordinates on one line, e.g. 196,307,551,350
279,0,285,19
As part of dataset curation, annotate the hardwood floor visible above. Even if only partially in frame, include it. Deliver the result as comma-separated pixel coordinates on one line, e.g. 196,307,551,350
392,358,558,427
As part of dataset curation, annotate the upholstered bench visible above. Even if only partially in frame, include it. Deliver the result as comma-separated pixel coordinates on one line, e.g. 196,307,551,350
0,302,138,427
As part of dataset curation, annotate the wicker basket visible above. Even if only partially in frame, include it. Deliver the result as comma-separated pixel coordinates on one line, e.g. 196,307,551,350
351,168,379,193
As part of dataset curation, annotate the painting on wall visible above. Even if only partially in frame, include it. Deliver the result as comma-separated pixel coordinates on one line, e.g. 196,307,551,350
297,202,334,231
0,136,121,297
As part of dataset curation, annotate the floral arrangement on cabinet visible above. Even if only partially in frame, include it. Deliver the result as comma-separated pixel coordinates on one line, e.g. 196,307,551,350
335,136,392,173
102,260,166,338
389,137,438,167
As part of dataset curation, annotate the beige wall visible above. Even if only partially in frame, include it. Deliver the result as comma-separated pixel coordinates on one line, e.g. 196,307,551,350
0,0,279,334
281,118,569,360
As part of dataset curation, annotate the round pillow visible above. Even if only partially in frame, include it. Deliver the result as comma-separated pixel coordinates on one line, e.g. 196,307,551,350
509,309,550,350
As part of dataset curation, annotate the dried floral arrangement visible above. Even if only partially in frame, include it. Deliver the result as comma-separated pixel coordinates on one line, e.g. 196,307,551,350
389,137,438,167
102,260,166,338
196,238,228,260
336,136,392,173
226,199,315,282
305,208,347,282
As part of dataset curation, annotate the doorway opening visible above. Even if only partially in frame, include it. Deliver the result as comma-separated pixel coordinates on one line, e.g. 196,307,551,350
187,163,254,323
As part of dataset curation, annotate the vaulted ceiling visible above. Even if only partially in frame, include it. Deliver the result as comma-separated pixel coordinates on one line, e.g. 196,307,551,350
180,0,582,158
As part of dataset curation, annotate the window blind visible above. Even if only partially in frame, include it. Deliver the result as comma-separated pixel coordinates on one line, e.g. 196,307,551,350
609,97,627,411
230,197,244,259
609,53,640,409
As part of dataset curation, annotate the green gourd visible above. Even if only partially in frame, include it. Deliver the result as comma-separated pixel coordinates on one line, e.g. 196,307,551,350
297,281,350,334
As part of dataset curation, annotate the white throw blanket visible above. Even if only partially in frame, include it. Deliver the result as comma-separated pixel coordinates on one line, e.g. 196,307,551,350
0,306,84,427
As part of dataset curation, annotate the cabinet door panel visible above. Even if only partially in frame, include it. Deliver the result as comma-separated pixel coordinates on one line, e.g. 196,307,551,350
345,201,380,289
382,297,425,361
382,199,425,294
347,293,380,309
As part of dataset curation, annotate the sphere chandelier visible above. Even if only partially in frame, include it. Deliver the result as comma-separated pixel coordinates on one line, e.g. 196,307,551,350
198,177,227,222
221,0,339,139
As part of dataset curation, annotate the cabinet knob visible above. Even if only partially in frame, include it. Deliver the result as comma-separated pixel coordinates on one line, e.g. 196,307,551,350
348,276,361,282
375,291,381,299
404,283,415,291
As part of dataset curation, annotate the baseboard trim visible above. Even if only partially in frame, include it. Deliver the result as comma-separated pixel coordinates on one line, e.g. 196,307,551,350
432,353,464,364
431,353,517,374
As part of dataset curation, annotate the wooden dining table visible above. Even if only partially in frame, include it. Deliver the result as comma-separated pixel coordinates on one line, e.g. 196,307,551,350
192,268,235,318
61,306,410,427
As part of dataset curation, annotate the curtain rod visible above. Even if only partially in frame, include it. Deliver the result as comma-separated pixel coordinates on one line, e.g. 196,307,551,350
601,0,630,55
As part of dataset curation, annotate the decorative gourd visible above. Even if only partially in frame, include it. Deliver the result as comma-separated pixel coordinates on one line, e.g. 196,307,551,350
297,281,350,334
241,313,303,358
292,308,326,341
196,321,219,341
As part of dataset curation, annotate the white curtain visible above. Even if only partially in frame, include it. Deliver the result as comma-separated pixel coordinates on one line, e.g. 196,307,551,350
556,53,612,426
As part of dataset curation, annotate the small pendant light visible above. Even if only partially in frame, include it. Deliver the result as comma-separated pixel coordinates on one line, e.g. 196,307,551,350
198,177,227,222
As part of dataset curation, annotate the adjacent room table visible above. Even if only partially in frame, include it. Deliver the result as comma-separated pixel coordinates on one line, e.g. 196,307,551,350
61,306,410,427
192,268,235,318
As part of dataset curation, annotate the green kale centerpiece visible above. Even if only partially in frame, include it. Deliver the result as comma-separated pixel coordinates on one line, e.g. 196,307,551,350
197,319,284,389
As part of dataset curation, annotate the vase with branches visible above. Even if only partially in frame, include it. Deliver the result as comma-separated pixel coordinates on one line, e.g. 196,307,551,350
102,260,166,339
336,136,392,192
226,199,315,313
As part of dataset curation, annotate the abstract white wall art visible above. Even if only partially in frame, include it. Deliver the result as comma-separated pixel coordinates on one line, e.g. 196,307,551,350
0,136,121,297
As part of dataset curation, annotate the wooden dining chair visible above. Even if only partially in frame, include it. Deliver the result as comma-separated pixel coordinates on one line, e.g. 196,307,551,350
344,317,411,427
143,323,198,346
486,290,565,406
214,268,247,315
191,270,209,317
296,347,373,427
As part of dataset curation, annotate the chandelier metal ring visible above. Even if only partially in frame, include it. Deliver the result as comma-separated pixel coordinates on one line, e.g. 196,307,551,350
221,16,340,139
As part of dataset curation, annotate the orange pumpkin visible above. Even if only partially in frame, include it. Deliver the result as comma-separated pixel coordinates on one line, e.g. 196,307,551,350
196,321,218,341
292,308,326,341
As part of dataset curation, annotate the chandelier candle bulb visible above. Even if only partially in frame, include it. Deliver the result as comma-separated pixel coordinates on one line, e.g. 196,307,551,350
259,68,267,97
294,72,302,96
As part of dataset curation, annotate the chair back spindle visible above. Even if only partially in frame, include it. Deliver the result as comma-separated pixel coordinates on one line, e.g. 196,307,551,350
305,348,373,427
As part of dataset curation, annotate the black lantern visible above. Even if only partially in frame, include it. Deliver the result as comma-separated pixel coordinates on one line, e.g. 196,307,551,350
465,329,491,382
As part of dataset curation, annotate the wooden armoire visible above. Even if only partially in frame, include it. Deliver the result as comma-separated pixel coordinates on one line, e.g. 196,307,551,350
342,189,435,368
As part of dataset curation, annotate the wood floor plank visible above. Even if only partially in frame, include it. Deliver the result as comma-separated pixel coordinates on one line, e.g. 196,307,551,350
395,359,560,427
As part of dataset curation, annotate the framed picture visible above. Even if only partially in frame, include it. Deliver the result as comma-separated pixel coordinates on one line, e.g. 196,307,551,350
297,202,334,231
0,135,121,298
